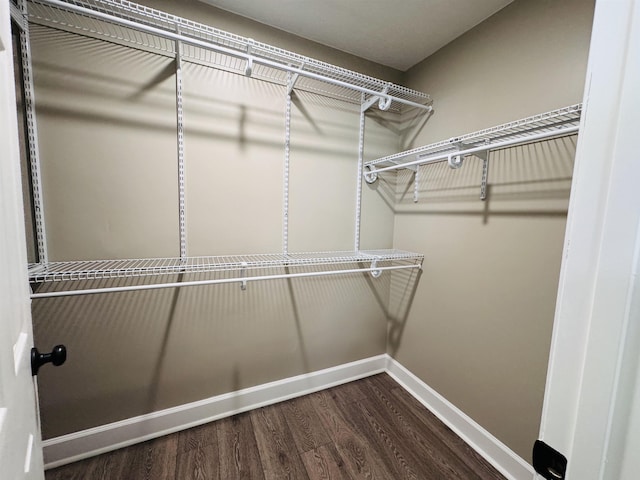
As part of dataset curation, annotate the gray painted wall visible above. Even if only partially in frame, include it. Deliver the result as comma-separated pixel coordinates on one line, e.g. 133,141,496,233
30,1,397,438
392,0,595,462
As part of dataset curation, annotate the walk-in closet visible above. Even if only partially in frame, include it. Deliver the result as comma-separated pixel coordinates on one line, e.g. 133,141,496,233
9,0,640,478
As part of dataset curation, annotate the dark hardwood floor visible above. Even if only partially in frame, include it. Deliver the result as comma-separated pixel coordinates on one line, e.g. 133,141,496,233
45,374,507,479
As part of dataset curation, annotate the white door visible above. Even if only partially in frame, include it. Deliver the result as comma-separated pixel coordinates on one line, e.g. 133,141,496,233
539,0,640,479
0,1,45,478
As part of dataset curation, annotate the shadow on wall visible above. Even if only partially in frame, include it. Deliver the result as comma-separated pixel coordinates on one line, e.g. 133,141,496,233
30,28,364,158
364,266,423,357
399,106,436,150
31,262,422,439
370,135,577,222
32,60,286,150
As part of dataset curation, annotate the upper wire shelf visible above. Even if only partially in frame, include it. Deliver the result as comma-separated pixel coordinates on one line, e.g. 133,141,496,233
28,249,424,283
365,103,582,175
25,0,432,111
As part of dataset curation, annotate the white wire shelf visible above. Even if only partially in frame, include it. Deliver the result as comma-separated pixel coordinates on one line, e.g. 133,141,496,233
365,103,582,174
25,0,432,111
29,250,424,298
28,249,424,283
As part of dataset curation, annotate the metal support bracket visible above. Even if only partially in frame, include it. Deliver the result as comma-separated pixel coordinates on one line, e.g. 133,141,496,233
413,167,420,203
477,150,489,201
245,57,253,77
447,152,464,169
361,94,379,113
361,83,392,112
240,262,248,290
378,84,392,111
363,165,378,184
370,259,382,278
446,141,466,169
245,39,254,76
286,63,303,95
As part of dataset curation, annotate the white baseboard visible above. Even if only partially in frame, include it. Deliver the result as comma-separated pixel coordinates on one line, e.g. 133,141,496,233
386,358,536,480
43,354,388,469
44,354,535,480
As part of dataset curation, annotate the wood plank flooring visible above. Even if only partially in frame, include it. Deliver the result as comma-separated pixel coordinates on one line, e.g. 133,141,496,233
45,374,507,479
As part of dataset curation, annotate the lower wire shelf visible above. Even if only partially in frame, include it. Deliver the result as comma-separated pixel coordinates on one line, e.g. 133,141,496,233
28,249,424,298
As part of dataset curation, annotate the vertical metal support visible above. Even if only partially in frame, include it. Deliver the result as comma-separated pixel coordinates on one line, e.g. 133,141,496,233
245,38,254,76
175,38,187,260
354,93,366,252
479,151,489,201
413,166,420,203
370,258,381,278
283,73,292,255
286,61,304,95
287,72,300,95
240,262,248,291
18,0,48,264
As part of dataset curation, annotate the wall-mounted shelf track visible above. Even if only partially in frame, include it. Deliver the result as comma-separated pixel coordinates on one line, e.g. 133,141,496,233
25,0,432,111
29,250,424,298
364,103,582,180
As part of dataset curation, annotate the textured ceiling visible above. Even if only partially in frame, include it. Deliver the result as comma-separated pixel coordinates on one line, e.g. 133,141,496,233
199,0,514,71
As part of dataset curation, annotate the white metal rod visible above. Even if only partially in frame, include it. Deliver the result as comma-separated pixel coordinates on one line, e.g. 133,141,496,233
30,264,421,299
368,124,580,175
38,0,432,111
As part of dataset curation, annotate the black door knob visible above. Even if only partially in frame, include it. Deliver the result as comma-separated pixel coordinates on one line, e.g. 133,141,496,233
31,345,67,376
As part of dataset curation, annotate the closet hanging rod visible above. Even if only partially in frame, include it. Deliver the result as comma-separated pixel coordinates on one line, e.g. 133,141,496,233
30,263,421,299
36,0,432,111
366,124,579,176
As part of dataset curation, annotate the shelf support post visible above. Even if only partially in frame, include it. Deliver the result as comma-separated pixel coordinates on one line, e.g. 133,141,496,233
17,0,48,264
175,35,187,261
286,63,303,95
478,151,489,201
283,73,292,255
240,262,248,290
244,38,254,76
354,93,366,251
